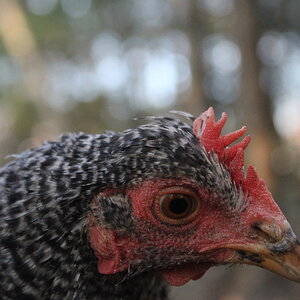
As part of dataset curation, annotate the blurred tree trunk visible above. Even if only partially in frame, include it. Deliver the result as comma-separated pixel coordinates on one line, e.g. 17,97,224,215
0,0,46,102
0,0,59,158
232,0,279,192
181,0,206,113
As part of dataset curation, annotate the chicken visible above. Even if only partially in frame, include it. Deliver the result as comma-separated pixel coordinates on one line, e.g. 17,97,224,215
0,107,300,300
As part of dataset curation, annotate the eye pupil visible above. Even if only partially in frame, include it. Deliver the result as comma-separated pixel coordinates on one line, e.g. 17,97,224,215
169,197,188,215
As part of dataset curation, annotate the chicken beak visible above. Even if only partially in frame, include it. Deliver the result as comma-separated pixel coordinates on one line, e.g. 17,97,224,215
225,224,300,282
257,246,300,282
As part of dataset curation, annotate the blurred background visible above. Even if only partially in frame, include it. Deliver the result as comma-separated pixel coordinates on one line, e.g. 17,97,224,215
0,0,300,299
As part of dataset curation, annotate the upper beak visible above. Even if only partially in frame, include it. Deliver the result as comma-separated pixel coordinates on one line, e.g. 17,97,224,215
226,222,300,282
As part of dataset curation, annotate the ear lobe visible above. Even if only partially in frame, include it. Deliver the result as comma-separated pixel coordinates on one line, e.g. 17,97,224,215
88,226,128,274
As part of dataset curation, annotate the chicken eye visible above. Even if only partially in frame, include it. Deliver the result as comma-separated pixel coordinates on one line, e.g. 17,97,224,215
161,194,194,219
155,188,200,225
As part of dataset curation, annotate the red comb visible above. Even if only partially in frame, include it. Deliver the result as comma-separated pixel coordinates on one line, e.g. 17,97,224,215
193,107,257,189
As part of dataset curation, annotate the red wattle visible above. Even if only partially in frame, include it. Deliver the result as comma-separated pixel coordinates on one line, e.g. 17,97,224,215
158,263,211,286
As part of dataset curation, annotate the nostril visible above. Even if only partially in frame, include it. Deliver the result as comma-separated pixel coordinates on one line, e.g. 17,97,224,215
252,222,283,244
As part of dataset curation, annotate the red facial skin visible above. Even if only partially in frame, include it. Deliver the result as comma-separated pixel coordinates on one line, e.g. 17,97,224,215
88,176,287,286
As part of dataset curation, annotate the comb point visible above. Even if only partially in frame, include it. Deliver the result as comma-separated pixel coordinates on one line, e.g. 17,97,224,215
214,112,227,136
225,135,251,164
244,165,259,190
228,148,245,183
223,126,247,147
